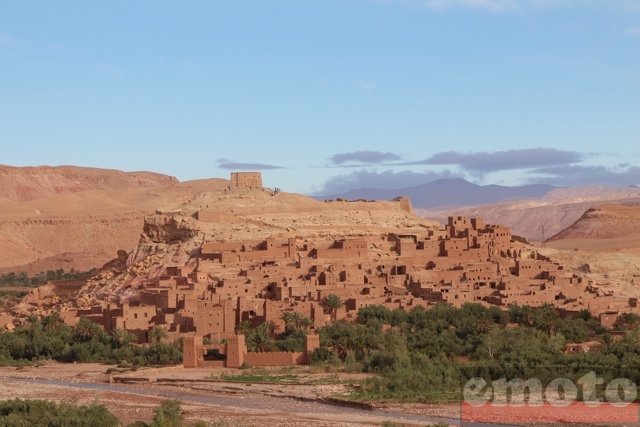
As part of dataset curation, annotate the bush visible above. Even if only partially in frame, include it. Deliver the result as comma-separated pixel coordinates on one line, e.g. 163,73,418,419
151,399,182,427
0,399,120,427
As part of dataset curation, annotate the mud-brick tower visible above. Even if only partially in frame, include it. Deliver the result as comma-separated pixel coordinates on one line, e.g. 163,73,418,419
183,336,203,368
226,335,246,368
305,334,320,363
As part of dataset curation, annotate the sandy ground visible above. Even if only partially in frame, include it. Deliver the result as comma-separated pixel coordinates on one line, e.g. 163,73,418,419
0,362,460,426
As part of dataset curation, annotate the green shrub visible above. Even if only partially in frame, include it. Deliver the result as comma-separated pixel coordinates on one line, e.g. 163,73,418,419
0,399,120,427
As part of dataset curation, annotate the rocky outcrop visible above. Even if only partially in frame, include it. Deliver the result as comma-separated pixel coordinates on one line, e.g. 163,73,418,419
142,214,202,244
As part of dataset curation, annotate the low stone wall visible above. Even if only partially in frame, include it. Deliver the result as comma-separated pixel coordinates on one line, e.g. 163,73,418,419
200,360,225,368
244,352,305,366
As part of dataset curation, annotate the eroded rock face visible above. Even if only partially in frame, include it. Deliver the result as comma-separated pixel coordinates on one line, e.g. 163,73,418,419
142,214,201,244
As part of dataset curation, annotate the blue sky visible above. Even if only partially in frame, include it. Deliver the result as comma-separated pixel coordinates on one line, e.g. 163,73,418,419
1,0,638,194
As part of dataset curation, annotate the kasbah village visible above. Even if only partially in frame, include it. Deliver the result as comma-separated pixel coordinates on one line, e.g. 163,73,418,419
0,172,631,369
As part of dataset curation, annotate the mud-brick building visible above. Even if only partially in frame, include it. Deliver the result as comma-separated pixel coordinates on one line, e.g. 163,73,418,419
229,172,262,189
183,333,320,368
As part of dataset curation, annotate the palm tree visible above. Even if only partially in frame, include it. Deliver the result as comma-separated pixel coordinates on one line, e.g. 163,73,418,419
598,333,614,351
25,314,41,339
42,312,63,331
149,325,169,343
111,327,137,347
322,294,343,322
235,320,252,335
533,304,559,338
475,316,493,334
618,312,640,330
282,312,313,334
74,317,102,342
246,322,276,353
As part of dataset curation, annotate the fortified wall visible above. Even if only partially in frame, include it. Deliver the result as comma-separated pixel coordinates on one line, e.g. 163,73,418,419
229,172,262,189
183,333,320,368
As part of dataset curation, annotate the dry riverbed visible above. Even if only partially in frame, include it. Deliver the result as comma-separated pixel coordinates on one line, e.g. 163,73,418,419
0,362,460,426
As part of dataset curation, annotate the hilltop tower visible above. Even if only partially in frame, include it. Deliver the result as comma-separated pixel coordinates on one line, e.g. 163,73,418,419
230,172,262,189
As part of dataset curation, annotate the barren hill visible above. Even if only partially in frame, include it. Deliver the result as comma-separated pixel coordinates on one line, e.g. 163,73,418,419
0,168,229,274
0,166,433,275
420,186,640,242
545,204,640,254
0,165,178,202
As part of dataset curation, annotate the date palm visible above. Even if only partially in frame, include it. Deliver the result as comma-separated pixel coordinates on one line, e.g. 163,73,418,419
618,312,640,330
246,322,276,353
282,312,312,333
235,320,252,335
322,294,343,322
42,312,63,331
74,317,102,342
149,325,169,343
111,327,137,347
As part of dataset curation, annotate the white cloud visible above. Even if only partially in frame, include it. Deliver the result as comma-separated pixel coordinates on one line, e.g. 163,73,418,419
424,0,520,12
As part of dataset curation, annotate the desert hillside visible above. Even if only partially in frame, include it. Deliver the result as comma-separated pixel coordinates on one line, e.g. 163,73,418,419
545,204,640,253
0,167,229,273
0,165,178,202
420,186,640,242
0,166,433,274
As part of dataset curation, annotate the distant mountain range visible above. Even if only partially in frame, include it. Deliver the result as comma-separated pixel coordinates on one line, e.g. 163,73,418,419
313,178,558,210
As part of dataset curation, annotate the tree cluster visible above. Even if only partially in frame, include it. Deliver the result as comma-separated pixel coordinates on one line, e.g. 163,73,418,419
311,302,638,402
0,315,182,367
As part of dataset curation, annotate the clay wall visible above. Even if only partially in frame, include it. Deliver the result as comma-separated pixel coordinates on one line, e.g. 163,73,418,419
120,304,156,331
213,279,255,299
140,289,176,310
516,259,559,279
230,172,262,189
174,311,196,332
447,216,470,237
226,335,246,368
183,336,204,368
244,352,306,366
194,301,225,336
315,247,365,259
443,238,469,254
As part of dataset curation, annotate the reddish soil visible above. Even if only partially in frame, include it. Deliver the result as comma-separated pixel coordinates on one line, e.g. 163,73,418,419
0,363,459,426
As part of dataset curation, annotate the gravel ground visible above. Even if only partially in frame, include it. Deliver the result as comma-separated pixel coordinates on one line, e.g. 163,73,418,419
0,362,460,426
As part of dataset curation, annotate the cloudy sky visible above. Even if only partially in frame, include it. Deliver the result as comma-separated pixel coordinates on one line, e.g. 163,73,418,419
1,1,638,194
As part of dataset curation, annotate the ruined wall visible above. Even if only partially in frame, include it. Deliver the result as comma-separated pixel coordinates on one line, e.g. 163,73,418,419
230,172,262,189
